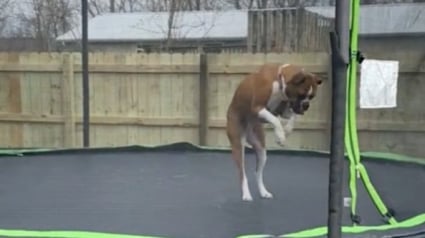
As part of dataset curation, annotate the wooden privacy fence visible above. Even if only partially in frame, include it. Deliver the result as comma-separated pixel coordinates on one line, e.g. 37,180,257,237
0,51,424,158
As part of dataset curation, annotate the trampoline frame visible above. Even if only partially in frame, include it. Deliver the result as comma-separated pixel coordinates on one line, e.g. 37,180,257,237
1,0,425,238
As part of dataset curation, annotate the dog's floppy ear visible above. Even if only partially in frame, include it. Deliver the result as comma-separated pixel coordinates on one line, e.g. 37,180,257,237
292,72,307,85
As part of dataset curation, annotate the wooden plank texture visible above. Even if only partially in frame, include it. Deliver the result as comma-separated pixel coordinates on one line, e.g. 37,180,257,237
62,53,76,148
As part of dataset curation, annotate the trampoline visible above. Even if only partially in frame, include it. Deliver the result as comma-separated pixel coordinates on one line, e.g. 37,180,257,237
1,1,424,238
1,143,425,238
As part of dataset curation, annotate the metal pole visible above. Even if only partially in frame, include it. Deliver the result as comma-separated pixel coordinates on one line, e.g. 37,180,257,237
82,0,90,147
327,0,350,237
336,0,350,63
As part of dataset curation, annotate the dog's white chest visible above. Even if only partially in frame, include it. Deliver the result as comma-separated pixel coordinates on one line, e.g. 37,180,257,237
266,81,286,111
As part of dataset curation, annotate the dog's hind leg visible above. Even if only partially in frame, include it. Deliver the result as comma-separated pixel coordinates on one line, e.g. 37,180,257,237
246,120,273,199
226,113,253,201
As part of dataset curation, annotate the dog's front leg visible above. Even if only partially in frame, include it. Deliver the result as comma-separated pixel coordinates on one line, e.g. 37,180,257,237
257,108,286,146
246,122,273,199
282,114,296,135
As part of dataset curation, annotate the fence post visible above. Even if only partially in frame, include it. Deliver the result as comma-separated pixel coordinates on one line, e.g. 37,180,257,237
198,53,209,146
62,53,76,148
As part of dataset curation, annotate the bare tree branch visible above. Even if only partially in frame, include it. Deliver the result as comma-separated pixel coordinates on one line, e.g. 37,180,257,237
13,0,78,50
0,0,11,36
166,0,178,49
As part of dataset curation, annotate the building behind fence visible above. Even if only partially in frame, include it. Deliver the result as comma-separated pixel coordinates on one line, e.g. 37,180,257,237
55,8,333,54
54,3,425,54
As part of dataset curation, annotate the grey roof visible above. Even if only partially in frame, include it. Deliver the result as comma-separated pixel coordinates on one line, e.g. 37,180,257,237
56,10,248,42
305,3,425,35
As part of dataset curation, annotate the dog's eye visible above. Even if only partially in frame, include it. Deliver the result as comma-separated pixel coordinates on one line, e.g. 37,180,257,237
308,95,314,100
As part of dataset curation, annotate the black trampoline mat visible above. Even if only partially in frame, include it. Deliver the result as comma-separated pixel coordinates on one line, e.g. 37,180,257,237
0,146,424,238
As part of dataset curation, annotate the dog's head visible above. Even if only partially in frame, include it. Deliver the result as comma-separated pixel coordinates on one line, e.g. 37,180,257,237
279,65,322,115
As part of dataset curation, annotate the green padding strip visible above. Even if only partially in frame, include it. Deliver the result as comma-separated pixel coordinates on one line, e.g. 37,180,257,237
0,229,165,238
347,0,361,164
279,213,425,238
3,214,425,238
345,59,358,217
358,164,397,224
345,0,361,218
362,151,425,165
0,214,425,238
0,148,52,156
348,157,357,216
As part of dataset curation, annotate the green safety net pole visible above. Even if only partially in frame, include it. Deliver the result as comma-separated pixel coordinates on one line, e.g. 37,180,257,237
345,0,360,224
345,0,397,225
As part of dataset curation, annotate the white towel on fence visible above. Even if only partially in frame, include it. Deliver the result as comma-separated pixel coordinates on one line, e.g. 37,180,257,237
359,59,399,109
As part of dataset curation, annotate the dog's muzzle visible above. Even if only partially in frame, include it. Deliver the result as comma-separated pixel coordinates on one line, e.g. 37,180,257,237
302,101,310,111
292,100,310,115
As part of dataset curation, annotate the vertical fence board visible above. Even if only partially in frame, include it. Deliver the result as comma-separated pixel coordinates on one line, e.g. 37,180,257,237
199,53,208,145
62,53,76,147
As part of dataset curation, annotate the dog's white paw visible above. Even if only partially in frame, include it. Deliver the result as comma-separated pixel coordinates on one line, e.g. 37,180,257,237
260,189,273,199
274,132,286,147
284,125,294,135
242,179,253,201
242,192,253,201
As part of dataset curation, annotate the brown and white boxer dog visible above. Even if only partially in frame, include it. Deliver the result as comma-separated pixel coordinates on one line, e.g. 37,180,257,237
226,63,322,201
